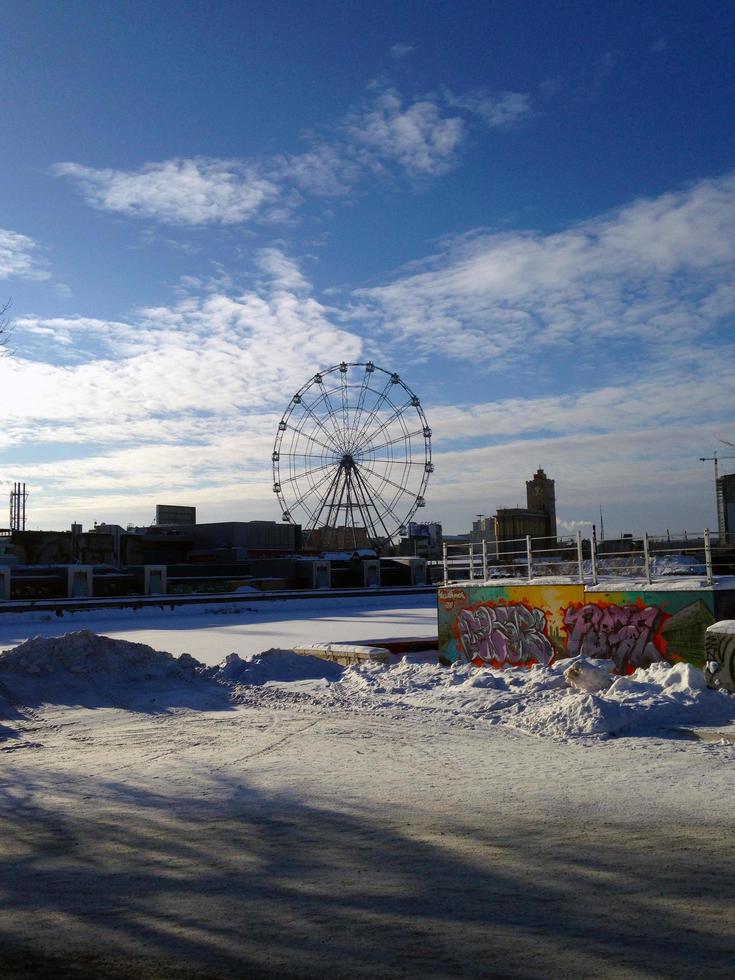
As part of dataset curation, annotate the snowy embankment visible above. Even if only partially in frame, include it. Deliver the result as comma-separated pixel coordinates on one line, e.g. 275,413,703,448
2,630,734,742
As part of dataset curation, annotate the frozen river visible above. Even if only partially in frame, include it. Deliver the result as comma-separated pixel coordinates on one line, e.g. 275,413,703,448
0,592,438,666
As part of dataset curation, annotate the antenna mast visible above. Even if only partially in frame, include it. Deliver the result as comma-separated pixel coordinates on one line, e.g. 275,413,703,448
9,482,28,531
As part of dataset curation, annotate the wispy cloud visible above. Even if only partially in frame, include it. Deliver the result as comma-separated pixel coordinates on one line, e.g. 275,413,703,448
1,249,363,524
51,159,280,225
3,248,360,435
345,88,465,176
52,82,532,225
0,228,50,280
390,42,415,60
358,172,735,362
445,88,532,129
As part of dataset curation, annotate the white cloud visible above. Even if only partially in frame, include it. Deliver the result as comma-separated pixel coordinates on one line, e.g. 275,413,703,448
52,158,280,225
53,82,528,225
359,172,735,361
0,250,362,525
390,43,415,60
0,228,49,280
346,89,465,176
275,143,362,198
446,89,532,128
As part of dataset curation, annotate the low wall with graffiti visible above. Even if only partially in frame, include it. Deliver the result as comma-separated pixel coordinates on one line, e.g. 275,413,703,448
438,583,735,672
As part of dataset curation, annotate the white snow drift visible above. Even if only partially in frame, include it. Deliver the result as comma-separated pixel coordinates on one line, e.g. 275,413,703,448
1,630,733,742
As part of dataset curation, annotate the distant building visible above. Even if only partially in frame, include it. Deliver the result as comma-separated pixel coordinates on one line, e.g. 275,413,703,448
155,504,196,526
470,515,496,549
188,520,301,557
717,473,735,545
399,521,443,560
526,467,556,537
493,467,557,556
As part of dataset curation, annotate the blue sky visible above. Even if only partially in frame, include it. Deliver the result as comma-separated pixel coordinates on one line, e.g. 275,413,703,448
1,0,734,536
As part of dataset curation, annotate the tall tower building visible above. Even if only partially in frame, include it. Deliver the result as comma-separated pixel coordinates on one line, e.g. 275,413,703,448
716,473,735,545
526,467,556,539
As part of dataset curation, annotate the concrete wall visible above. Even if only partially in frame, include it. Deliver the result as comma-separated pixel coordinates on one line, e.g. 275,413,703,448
438,583,727,671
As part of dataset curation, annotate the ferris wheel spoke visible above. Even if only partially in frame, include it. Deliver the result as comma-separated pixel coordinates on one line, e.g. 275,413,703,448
349,376,394,451
294,400,343,453
339,370,350,436
284,422,337,456
315,379,346,447
289,463,340,515
345,367,373,451
363,458,427,465
352,398,413,455
353,464,405,532
278,451,339,460
278,460,336,485
362,428,424,457
357,461,417,500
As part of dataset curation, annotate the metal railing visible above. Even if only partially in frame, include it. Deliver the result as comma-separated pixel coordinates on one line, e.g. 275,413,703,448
440,529,719,587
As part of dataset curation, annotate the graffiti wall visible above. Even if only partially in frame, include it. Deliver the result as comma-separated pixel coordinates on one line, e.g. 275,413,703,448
438,584,584,668
438,584,722,671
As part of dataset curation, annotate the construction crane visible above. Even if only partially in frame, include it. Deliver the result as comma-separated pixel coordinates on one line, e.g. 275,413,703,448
700,440,735,481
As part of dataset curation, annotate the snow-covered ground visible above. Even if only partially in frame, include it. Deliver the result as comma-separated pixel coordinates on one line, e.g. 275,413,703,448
2,596,735,978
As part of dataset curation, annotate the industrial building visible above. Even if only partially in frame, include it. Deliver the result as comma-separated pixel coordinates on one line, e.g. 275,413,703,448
716,472,735,545
493,467,557,556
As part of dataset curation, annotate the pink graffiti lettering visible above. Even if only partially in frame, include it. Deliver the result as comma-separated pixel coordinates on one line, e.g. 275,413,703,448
563,603,667,673
457,604,554,668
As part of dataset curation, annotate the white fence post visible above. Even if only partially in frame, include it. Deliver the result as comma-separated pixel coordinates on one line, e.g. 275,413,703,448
482,539,488,581
590,531,598,585
576,530,584,583
704,528,714,586
442,542,448,584
469,543,475,580
643,533,651,585
526,535,533,581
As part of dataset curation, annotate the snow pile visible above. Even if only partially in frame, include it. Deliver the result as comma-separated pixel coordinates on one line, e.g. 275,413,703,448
211,647,735,741
504,660,734,740
212,649,343,685
2,629,733,742
332,655,735,740
0,630,199,680
337,656,568,716
0,630,212,715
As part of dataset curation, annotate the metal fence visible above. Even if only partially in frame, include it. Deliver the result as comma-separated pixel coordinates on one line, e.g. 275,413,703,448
439,529,719,587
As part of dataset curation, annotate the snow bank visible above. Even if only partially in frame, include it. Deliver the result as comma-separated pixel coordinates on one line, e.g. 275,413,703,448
0,630,214,716
332,655,735,741
2,630,733,743
0,630,199,680
212,649,344,685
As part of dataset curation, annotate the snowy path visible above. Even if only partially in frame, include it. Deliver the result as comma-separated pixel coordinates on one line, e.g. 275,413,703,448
3,696,735,979
0,594,437,665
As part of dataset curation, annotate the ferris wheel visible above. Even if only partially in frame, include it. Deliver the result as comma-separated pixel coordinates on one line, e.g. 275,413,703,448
272,362,433,549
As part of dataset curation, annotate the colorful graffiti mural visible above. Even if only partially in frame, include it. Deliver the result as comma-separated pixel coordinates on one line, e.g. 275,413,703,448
438,583,720,671
457,603,554,668
562,602,668,674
